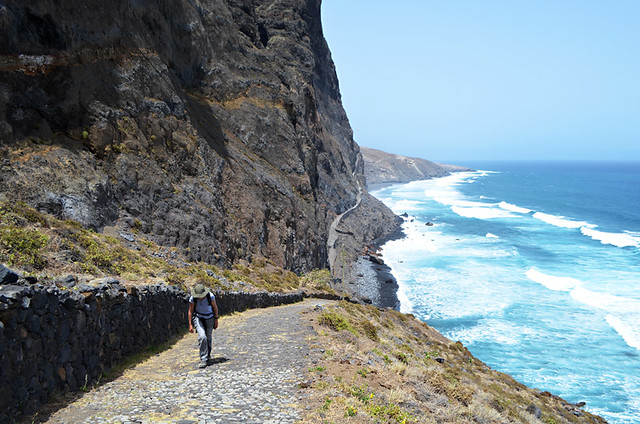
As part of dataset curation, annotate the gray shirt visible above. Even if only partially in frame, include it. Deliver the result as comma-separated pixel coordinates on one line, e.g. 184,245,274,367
189,294,215,319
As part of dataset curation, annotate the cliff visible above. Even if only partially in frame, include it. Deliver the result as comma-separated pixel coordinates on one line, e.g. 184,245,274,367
361,146,472,189
0,0,400,275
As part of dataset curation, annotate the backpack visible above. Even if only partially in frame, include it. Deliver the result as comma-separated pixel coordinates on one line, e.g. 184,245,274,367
193,292,214,314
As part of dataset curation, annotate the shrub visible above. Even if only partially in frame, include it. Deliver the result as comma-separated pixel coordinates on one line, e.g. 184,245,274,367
319,311,357,335
0,226,48,269
359,319,379,341
301,268,332,290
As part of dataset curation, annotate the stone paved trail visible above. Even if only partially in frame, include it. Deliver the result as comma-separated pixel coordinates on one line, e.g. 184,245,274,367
45,299,329,424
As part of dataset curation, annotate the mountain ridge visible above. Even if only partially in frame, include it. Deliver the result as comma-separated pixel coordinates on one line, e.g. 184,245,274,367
361,146,472,189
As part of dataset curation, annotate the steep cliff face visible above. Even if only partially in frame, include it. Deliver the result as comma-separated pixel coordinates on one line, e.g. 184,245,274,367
0,0,398,274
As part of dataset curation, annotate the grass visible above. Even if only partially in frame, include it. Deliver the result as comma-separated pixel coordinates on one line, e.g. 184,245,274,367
0,198,336,296
300,301,607,424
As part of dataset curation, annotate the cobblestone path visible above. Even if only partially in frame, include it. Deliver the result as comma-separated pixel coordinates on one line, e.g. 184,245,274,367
45,299,328,424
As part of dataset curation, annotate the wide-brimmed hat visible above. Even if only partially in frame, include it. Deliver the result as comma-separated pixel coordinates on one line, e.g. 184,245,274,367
191,283,210,299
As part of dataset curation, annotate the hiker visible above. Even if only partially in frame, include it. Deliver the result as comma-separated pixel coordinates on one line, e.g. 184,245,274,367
188,283,219,368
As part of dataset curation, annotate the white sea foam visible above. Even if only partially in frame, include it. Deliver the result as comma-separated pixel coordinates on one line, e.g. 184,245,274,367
419,171,486,207
569,287,640,352
525,268,583,292
606,315,640,351
580,227,640,248
570,286,624,310
486,233,499,239
451,205,515,219
498,201,532,214
389,199,424,212
447,319,529,346
532,212,595,229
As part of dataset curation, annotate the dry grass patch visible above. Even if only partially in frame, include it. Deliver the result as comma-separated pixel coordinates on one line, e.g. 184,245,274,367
0,199,334,295
299,301,607,424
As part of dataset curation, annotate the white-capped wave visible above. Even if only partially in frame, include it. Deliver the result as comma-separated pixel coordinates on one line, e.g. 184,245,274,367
418,171,489,207
606,315,640,351
525,268,583,292
478,170,500,176
447,319,531,346
486,233,499,239
533,212,595,229
390,199,423,212
498,201,532,214
570,287,640,351
452,206,515,219
580,227,640,248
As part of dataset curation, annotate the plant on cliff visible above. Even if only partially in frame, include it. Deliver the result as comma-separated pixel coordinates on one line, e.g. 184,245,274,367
0,198,338,297
300,301,606,424
0,201,49,269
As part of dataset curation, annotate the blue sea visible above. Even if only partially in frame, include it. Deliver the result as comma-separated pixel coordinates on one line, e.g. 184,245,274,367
372,161,640,423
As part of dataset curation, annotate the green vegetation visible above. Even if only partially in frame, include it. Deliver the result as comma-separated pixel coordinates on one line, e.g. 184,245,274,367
318,310,358,336
0,198,335,295
0,201,49,269
300,268,334,292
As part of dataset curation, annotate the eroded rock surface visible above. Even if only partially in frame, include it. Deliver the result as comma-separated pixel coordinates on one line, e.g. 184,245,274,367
0,0,400,273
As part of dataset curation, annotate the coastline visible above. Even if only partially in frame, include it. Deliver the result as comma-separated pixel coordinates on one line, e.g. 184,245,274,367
349,254,400,310
342,218,404,310
361,164,640,423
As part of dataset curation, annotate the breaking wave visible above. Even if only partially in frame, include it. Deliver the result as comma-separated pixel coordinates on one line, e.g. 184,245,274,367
532,212,595,229
580,227,640,248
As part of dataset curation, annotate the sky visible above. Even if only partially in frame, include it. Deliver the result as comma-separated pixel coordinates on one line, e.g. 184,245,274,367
321,1,640,163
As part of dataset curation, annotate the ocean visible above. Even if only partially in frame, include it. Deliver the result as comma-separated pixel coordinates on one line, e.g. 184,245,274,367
371,161,640,423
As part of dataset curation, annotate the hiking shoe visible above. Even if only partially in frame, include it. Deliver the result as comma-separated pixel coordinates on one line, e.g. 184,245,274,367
198,361,207,369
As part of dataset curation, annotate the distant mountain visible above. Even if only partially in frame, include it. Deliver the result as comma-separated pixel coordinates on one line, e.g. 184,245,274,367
360,147,472,188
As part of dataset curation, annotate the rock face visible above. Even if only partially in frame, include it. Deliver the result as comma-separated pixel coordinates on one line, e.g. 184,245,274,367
0,0,400,273
361,146,472,189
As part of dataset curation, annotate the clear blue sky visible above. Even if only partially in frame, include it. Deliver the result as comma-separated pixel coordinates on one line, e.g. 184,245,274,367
321,1,640,163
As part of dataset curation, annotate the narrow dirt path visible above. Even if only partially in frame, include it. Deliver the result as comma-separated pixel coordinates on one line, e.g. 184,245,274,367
327,155,363,270
44,299,331,424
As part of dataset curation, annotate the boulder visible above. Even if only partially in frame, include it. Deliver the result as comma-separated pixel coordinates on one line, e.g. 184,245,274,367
0,264,19,285
526,404,542,419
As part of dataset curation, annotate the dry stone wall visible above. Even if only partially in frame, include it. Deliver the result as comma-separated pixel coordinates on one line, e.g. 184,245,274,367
0,275,304,423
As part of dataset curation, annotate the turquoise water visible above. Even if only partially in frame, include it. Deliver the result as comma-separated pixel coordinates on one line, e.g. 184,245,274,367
372,161,640,423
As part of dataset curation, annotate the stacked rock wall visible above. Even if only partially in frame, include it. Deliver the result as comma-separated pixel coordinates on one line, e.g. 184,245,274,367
0,280,304,423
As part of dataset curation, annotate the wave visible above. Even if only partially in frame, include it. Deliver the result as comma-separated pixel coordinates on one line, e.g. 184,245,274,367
498,201,532,214
525,268,583,292
532,212,595,229
486,233,499,239
529,275,640,352
390,199,424,212
447,318,529,346
571,287,640,352
451,206,515,219
606,315,640,352
580,227,640,248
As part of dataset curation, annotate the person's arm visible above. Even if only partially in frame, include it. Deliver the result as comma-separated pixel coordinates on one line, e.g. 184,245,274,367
188,302,195,333
212,298,219,330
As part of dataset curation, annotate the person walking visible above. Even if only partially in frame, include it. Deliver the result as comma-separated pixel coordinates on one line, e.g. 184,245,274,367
188,283,219,368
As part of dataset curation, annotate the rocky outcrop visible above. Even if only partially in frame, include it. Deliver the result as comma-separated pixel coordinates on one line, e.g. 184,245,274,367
361,146,472,188
0,0,399,274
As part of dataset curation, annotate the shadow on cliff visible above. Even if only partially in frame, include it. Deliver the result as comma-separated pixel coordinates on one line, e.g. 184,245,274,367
185,93,230,161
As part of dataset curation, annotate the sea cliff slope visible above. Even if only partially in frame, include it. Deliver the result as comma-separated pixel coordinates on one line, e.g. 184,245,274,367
0,0,399,273
361,146,471,188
